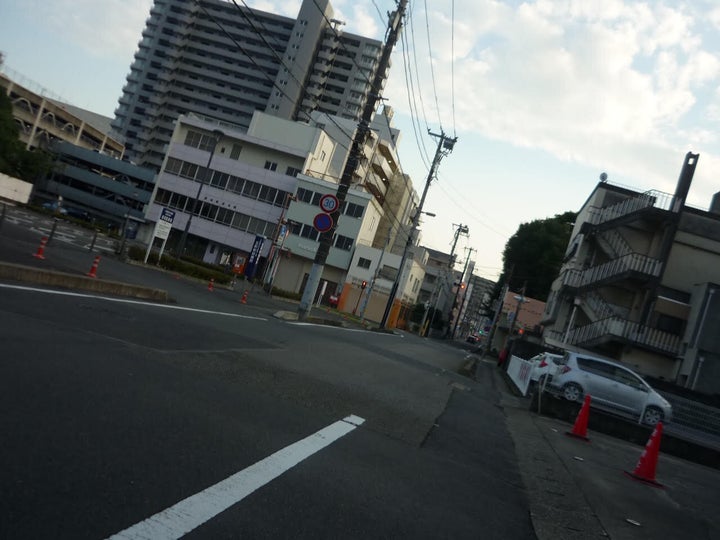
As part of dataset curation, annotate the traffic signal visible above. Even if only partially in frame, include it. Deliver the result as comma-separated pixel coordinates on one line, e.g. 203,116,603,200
361,280,367,289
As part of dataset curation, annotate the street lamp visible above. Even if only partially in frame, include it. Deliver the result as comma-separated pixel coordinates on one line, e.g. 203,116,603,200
176,128,224,258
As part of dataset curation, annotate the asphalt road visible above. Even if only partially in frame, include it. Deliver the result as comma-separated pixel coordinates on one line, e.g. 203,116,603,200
3,203,719,540
0,206,534,539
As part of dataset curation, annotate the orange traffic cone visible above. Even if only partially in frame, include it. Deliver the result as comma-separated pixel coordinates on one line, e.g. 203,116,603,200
566,394,591,441
32,237,48,259
208,278,214,292
86,255,101,278
240,290,249,304
624,422,664,487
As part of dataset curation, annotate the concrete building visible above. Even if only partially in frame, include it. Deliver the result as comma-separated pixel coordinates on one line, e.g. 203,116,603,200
417,248,464,334
143,112,335,267
457,274,496,338
1,70,124,157
337,243,427,327
275,175,381,303
542,153,720,393
112,0,386,171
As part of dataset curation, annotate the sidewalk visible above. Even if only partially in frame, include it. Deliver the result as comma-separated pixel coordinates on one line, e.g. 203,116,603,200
482,360,720,539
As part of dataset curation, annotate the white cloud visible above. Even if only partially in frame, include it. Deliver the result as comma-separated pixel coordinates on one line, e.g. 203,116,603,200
383,0,720,202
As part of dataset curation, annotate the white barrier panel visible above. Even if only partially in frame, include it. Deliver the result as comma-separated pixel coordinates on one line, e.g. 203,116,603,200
507,355,534,396
0,173,32,204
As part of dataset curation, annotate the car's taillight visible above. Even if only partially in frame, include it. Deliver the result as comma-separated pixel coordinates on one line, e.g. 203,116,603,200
539,360,547,368
560,366,571,374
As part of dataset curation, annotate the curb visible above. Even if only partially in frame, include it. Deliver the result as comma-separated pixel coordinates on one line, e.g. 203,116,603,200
0,262,168,302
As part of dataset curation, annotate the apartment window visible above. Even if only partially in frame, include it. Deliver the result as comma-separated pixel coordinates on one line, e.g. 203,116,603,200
357,257,372,269
335,235,353,251
242,180,260,198
286,166,301,177
320,150,326,161
296,187,313,204
299,224,319,241
343,202,364,218
164,157,182,175
179,161,199,180
230,144,242,159
264,161,278,171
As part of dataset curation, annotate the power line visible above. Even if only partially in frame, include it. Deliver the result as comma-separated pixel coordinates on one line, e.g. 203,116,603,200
400,25,432,168
423,0,443,130
450,0,457,136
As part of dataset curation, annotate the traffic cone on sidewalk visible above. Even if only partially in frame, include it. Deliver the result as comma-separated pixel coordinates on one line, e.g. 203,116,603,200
208,278,214,292
32,237,48,259
86,255,101,278
624,422,664,487
566,394,591,441
240,289,249,304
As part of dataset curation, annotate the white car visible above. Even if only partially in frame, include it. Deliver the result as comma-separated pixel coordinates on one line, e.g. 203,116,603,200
529,352,564,384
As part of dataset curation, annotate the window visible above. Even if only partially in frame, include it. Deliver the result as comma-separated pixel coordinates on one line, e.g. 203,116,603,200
299,224,319,241
179,161,199,179
296,188,313,204
335,235,353,251
242,180,260,198
164,157,182,175
264,161,278,171
286,166,301,177
211,172,229,189
230,144,242,159
344,202,364,218
357,257,372,269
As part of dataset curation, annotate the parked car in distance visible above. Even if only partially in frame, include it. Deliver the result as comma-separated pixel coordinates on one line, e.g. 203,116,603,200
466,334,481,344
528,352,564,384
545,352,672,426
41,201,68,215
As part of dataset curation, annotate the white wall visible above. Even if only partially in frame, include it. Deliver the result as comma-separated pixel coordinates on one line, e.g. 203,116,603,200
0,173,33,204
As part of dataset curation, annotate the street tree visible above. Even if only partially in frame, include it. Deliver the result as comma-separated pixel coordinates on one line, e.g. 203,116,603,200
485,211,576,313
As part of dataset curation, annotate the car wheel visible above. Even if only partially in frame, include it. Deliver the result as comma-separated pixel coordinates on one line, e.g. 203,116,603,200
562,383,583,402
642,406,663,426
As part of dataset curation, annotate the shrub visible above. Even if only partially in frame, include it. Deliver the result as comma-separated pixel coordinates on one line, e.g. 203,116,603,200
127,246,232,285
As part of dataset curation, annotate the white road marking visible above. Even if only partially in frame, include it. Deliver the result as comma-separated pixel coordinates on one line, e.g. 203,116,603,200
106,415,365,540
0,283,267,320
291,322,403,335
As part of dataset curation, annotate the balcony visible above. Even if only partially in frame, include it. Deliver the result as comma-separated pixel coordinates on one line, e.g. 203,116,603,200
565,317,681,356
586,189,677,228
560,252,662,290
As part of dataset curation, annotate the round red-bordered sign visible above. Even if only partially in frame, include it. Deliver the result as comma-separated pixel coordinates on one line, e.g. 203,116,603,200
313,212,334,233
319,193,340,213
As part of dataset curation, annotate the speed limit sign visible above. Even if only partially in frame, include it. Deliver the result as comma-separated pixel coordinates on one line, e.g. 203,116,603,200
319,193,339,213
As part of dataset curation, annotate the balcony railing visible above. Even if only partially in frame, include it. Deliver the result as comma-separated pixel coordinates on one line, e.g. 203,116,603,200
584,290,631,321
587,189,679,227
560,252,662,289
566,317,681,355
598,228,632,259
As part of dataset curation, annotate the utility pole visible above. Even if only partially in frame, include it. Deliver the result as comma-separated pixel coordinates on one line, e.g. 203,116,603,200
450,247,475,339
380,130,457,329
427,223,468,334
481,265,513,359
298,1,408,320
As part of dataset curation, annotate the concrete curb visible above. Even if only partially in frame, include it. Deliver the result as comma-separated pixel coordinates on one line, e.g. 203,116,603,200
0,262,168,302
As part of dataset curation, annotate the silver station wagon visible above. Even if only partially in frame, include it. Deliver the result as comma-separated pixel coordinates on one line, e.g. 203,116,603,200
545,352,672,426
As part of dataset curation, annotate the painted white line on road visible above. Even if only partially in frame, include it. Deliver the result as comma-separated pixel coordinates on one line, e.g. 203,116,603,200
291,322,403,336
106,415,365,540
0,283,267,321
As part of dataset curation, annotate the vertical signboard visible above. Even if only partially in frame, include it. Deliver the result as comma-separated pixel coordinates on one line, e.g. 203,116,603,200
244,235,266,279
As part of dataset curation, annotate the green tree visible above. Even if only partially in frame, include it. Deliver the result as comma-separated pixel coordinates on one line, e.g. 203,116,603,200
499,211,577,301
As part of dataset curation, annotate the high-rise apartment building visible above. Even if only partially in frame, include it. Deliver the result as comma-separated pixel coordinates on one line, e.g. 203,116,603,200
112,0,385,171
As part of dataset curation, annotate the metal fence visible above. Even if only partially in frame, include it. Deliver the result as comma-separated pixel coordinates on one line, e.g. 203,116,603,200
661,392,720,450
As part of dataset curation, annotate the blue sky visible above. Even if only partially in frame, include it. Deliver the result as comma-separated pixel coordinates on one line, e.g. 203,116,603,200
2,0,720,283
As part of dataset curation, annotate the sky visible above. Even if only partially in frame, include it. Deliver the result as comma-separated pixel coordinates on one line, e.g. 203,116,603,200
2,0,720,283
